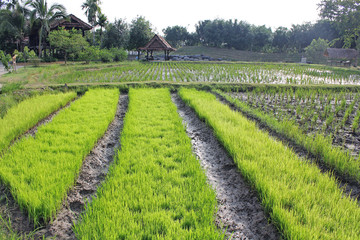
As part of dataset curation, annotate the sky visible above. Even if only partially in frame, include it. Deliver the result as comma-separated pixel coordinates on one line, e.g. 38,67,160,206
47,0,322,33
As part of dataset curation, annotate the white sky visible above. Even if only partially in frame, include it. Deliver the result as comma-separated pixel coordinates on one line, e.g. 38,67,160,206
48,0,321,33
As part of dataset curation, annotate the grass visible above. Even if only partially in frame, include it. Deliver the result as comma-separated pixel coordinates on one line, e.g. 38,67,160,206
216,90,360,183
172,46,303,62
179,88,360,240
75,88,224,239
2,61,360,87
0,88,119,224
0,92,76,154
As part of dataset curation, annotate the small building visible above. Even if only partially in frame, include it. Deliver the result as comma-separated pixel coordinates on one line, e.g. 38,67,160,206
324,48,358,67
138,34,176,61
28,14,92,56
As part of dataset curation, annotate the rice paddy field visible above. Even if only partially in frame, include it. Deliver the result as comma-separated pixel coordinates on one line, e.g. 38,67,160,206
0,61,360,239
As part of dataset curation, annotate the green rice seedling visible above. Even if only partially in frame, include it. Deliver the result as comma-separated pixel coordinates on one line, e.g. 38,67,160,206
0,89,119,224
352,110,360,133
75,88,224,239
0,92,76,155
217,90,360,183
180,88,360,240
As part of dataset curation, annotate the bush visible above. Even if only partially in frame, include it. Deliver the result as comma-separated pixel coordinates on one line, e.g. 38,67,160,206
111,48,127,62
99,49,113,63
78,46,100,64
0,50,12,72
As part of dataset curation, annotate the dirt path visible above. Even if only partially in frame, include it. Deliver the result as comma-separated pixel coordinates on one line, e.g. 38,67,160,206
0,94,128,239
172,94,280,240
215,92,360,202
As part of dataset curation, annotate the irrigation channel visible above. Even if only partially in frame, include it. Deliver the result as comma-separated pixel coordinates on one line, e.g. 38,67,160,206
172,94,280,239
0,94,128,239
214,92,360,202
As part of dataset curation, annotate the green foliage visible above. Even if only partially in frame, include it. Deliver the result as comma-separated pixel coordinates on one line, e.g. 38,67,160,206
99,48,113,62
179,88,360,239
128,16,153,50
163,25,190,48
0,92,76,154
111,47,127,62
0,89,119,224
75,88,224,239
78,45,100,64
101,18,129,49
0,50,11,72
305,38,328,61
48,27,89,64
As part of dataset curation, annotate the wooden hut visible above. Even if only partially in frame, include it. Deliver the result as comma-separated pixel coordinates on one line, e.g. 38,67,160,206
29,14,92,56
138,34,176,61
324,48,358,67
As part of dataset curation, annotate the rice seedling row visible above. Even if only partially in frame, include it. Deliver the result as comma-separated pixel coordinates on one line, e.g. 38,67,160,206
49,62,360,85
179,88,360,239
75,88,224,239
0,92,77,154
172,93,279,239
224,88,360,159
0,89,119,224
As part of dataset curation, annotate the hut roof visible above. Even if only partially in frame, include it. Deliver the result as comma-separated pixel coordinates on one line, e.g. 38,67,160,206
324,48,358,59
138,34,176,51
50,14,92,31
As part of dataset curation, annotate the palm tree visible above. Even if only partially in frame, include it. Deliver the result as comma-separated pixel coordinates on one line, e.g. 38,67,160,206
81,0,100,45
26,0,67,57
97,12,107,45
0,0,29,51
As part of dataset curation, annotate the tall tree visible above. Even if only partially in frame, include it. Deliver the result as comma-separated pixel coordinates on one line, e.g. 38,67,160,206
26,0,67,57
97,11,107,45
128,16,152,50
81,0,100,45
319,0,360,49
101,18,129,49
0,1,29,52
163,25,189,48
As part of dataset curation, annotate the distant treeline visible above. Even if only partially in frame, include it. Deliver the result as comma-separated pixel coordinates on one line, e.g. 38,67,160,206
163,19,340,54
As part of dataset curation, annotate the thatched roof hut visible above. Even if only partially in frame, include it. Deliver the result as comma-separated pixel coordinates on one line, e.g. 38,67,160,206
324,48,358,66
324,48,358,59
138,34,176,61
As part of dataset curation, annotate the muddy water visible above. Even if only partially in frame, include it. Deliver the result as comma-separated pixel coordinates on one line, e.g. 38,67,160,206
172,94,280,240
0,94,128,239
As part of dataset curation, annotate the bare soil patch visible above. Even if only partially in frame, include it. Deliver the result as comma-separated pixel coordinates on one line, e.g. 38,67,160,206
172,94,280,239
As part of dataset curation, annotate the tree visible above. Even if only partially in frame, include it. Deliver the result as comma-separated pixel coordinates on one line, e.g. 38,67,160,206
26,0,67,57
101,18,129,49
163,25,189,48
81,0,100,45
304,38,328,62
318,0,360,49
250,25,272,51
97,11,107,45
272,27,290,52
128,16,152,50
48,28,88,64
0,1,29,52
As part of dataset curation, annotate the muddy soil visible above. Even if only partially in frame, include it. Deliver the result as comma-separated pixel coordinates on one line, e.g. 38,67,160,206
172,94,280,240
217,92,360,202
0,94,128,239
